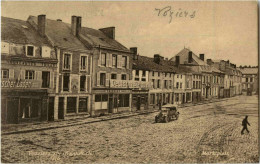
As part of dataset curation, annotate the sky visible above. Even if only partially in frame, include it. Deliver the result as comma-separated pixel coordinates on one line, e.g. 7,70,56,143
1,1,258,66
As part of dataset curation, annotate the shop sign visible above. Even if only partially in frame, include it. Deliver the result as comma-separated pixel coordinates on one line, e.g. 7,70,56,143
110,80,151,89
1,79,33,88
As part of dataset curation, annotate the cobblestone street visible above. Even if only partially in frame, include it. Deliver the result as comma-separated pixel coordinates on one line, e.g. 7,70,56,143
1,95,259,163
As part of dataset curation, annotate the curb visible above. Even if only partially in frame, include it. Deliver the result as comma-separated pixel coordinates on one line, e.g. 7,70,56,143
1,98,228,135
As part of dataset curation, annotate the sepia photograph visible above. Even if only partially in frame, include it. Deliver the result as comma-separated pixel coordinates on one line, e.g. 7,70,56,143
1,1,259,163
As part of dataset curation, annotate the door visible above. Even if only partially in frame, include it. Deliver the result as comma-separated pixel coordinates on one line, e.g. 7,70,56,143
109,97,113,113
182,94,185,104
48,97,55,121
42,71,50,88
7,98,19,124
137,97,141,110
58,97,64,119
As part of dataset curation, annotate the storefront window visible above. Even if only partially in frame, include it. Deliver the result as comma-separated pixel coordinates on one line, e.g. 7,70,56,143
118,94,129,107
79,97,88,113
67,97,77,113
20,98,39,118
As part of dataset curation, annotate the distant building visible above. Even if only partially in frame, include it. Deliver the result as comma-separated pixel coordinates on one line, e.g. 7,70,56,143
1,16,58,123
237,67,258,95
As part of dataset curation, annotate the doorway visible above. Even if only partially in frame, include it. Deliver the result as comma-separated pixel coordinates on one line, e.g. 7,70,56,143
58,97,64,119
109,97,113,113
48,97,55,121
137,96,141,110
7,98,19,124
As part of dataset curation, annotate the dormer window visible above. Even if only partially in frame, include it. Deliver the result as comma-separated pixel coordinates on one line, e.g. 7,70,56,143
26,45,35,57
63,53,72,70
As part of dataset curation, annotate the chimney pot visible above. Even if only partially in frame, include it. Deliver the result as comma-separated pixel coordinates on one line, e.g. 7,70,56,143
130,47,138,60
199,54,204,61
71,16,77,36
76,16,82,36
38,15,46,37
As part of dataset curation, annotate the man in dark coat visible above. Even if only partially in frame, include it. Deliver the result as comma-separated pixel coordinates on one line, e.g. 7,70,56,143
241,115,250,135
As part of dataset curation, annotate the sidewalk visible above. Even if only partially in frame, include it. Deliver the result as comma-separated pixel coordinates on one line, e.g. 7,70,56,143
1,97,229,135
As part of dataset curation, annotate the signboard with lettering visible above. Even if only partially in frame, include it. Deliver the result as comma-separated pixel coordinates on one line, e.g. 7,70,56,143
110,80,152,89
1,79,33,88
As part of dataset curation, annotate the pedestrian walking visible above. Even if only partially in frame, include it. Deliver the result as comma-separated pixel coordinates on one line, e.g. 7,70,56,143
241,115,250,135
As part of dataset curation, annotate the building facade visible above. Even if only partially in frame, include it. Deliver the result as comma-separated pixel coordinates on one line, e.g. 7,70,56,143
1,16,58,123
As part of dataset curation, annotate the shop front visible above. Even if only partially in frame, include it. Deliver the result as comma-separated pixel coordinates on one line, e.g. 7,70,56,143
132,90,149,111
92,88,132,116
1,89,48,124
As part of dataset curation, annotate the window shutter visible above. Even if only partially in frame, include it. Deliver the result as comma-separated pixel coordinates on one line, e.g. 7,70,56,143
97,73,100,87
86,56,89,72
9,69,14,79
126,74,129,80
105,73,110,87
50,72,54,89
117,55,122,68
20,70,25,79
35,71,42,80
106,53,109,67
145,71,149,81
126,56,130,69
108,54,112,67
98,52,101,66
132,70,135,80
87,76,90,92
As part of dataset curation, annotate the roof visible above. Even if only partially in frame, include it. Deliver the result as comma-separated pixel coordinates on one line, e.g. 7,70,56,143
27,16,130,52
238,68,258,75
132,55,196,74
27,16,88,51
1,16,51,46
79,27,130,52
170,48,208,66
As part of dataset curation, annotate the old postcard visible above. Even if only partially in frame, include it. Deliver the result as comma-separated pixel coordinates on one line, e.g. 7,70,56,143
1,1,259,163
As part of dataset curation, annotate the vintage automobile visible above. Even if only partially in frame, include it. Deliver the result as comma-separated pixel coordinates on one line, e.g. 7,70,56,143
155,104,179,123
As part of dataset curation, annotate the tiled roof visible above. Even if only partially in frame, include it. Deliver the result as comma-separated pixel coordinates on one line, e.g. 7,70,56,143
1,16,51,46
170,48,208,66
27,16,89,51
27,16,129,52
79,27,130,52
237,68,258,75
132,55,195,74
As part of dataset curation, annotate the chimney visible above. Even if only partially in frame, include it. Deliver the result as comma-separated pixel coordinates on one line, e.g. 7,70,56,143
199,54,204,61
99,27,115,39
154,54,161,64
188,51,192,63
76,16,82,36
38,15,46,37
176,56,180,66
71,16,77,36
207,59,213,65
130,47,138,60
57,19,62,22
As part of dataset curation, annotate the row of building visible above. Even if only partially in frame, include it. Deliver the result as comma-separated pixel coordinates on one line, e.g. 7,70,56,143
1,15,258,124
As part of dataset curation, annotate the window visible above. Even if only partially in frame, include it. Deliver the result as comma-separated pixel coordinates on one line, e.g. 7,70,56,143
80,56,88,70
158,72,160,77
25,70,34,79
79,97,88,113
165,73,167,77
157,80,160,88
121,74,127,80
101,53,106,66
111,74,117,80
181,75,182,79
42,71,50,88
164,80,167,89
112,54,117,67
67,97,77,113
100,73,106,86
63,53,71,70
136,70,139,76
193,81,195,88
176,82,179,89
180,82,182,89
152,79,155,89
152,71,154,76
122,56,127,68
80,76,86,91
150,94,155,104
142,70,146,77
250,78,253,82
169,80,172,89
1,69,9,79
26,46,34,56
177,75,179,78
118,94,129,107
63,74,70,91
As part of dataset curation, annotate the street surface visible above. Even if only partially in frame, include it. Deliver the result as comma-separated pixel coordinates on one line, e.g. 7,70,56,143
1,95,259,163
